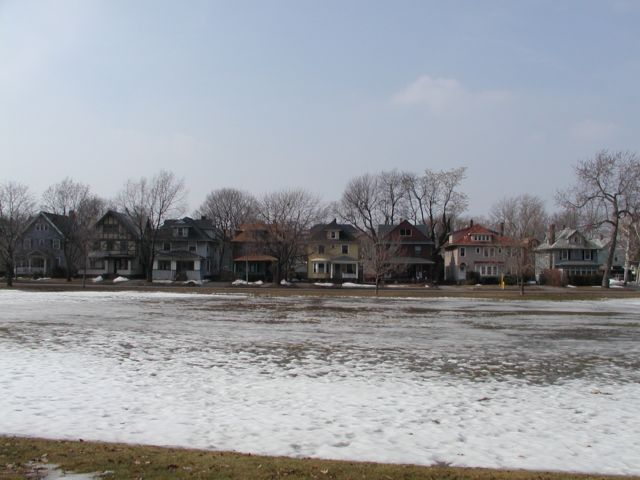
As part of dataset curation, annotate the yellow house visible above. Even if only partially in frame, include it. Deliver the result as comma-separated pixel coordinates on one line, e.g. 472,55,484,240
307,219,361,281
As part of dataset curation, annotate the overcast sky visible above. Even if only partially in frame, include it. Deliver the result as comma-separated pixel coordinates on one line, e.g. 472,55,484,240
1,0,639,217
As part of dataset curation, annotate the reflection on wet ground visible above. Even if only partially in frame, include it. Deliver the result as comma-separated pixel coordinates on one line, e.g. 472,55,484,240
1,291,639,385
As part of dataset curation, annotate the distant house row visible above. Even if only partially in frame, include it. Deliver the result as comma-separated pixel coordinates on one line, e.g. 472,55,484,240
14,211,626,283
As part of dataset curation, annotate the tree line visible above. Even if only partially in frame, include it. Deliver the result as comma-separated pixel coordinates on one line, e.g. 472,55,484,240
1,150,639,288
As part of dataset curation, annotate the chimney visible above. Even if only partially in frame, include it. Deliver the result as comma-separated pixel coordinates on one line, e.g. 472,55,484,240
200,215,207,220
549,224,556,244
69,210,76,220
470,219,474,227
499,222,505,237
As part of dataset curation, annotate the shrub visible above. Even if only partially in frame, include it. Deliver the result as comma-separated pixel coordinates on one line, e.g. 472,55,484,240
568,273,601,286
465,271,480,285
539,269,567,287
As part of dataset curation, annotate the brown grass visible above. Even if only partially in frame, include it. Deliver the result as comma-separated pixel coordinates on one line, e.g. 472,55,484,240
1,436,636,480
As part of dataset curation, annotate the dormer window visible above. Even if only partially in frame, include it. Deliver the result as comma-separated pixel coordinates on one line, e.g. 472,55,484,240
329,231,338,239
174,227,188,237
472,234,490,242
400,228,412,237
35,223,48,231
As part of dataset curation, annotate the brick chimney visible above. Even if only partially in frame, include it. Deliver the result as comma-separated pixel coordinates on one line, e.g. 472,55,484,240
549,224,556,244
470,219,474,227
499,222,505,236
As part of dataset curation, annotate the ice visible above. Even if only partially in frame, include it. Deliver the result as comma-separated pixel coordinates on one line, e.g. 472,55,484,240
0,290,639,475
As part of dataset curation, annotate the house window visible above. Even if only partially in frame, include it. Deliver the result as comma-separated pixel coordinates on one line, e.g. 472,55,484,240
329,231,337,239
345,264,355,274
318,245,325,254
175,227,189,237
35,223,48,231
483,248,489,257
584,250,592,260
158,260,171,270
39,239,45,247
415,246,422,255
341,245,348,254
52,239,61,250
561,249,568,260
313,262,326,274
89,259,104,269
106,240,114,250
400,228,412,237
189,245,196,252
120,241,128,252
476,247,480,254
163,242,171,251
116,259,129,270
490,248,495,257
460,247,465,257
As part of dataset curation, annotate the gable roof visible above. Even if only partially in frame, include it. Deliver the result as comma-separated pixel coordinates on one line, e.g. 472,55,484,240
96,210,140,237
535,228,601,251
156,217,218,242
23,211,71,237
308,219,359,241
377,220,432,243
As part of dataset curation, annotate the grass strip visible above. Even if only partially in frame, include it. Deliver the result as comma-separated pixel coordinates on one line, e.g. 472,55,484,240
0,436,636,480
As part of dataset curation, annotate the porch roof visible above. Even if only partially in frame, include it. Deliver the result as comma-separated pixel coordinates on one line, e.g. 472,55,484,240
234,254,278,262
156,250,203,260
330,255,358,264
389,256,435,265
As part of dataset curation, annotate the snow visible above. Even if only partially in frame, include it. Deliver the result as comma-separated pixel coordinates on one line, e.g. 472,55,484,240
112,276,128,283
91,276,103,283
314,282,334,287
35,277,52,281
342,282,375,288
232,279,264,286
280,279,292,286
1,290,639,475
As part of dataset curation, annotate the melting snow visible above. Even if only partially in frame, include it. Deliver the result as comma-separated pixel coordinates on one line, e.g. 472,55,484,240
0,290,639,475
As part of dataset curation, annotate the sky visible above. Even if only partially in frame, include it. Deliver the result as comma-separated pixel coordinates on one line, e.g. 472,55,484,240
1,0,639,217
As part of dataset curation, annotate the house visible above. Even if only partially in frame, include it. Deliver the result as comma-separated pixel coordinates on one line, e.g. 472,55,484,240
307,219,360,282
534,225,601,279
152,217,220,281
231,223,278,281
84,210,144,278
15,212,70,277
442,222,515,282
377,220,435,282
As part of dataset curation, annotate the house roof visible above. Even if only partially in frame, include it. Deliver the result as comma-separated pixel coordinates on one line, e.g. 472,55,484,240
377,221,430,240
156,217,218,242
329,255,359,263
308,219,359,242
156,250,204,260
389,256,435,265
442,224,515,249
97,210,141,238
23,211,71,237
535,228,601,252
231,223,273,243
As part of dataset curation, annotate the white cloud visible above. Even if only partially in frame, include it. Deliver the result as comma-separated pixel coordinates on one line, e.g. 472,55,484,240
391,74,511,113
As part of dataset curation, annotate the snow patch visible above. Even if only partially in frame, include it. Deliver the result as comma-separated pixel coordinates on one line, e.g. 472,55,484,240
92,276,103,283
112,276,129,283
314,282,334,287
342,282,375,288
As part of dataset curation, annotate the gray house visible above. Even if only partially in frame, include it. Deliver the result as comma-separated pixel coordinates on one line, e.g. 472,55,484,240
152,217,220,281
15,212,71,277
534,225,601,279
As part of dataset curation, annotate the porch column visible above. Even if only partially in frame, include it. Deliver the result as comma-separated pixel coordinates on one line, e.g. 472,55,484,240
355,263,359,281
194,260,201,271
44,258,48,275
330,263,334,279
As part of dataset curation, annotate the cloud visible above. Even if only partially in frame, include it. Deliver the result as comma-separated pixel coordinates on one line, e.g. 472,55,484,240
391,74,511,113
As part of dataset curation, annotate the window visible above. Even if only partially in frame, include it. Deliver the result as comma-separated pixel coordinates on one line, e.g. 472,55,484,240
175,227,189,237
483,248,489,257
345,264,355,274
400,228,412,237
189,245,196,252
476,247,481,254
318,245,325,254
341,245,348,254
329,231,337,239
35,223,48,231
415,246,422,255
52,239,61,250
158,260,171,270
561,249,568,260
490,248,495,257
120,241,128,252
38,239,45,247
89,259,104,269
460,247,465,257
163,242,171,251
584,250,592,260
313,262,326,274
106,240,114,250
117,259,129,270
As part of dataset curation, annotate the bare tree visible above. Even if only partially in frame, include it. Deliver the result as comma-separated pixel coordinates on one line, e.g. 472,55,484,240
378,169,408,225
557,150,640,288
41,177,105,281
257,189,327,282
360,236,401,295
403,167,468,279
117,170,187,281
490,194,548,239
337,173,385,241
0,181,35,286
196,188,257,274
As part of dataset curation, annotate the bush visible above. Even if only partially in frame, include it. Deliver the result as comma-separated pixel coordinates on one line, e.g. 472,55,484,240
465,271,480,285
568,273,601,286
539,269,567,287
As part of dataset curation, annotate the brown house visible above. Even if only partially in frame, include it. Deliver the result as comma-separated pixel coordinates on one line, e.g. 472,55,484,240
231,223,278,281
378,220,436,282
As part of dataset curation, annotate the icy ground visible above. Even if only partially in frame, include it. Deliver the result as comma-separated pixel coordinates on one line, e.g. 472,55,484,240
0,290,639,475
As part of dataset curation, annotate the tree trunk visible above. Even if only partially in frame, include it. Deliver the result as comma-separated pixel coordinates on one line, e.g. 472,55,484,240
520,275,525,296
601,217,619,288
